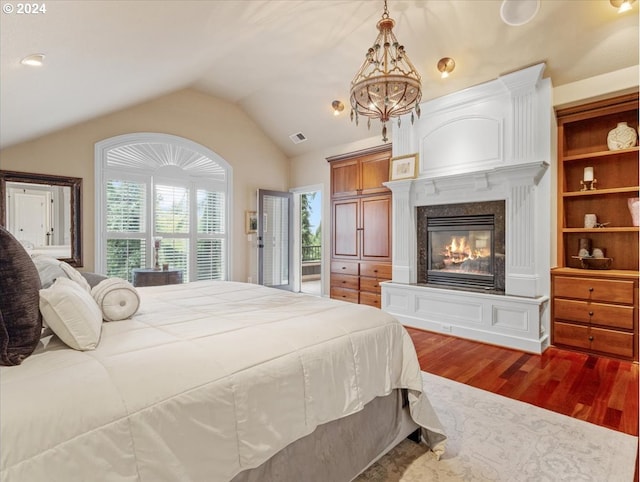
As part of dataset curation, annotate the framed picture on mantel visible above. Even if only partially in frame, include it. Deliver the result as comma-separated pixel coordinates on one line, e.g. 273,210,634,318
389,153,418,181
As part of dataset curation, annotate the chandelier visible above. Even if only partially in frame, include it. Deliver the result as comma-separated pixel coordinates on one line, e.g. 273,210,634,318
350,0,422,142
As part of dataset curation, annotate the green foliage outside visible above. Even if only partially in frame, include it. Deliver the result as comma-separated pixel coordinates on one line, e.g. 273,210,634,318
301,193,321,262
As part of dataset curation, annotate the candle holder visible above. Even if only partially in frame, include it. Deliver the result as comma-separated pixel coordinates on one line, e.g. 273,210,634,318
153,236,162,270
579,178,597,191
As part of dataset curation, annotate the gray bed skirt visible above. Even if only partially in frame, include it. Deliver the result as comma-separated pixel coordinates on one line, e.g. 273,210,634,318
232,389,419,482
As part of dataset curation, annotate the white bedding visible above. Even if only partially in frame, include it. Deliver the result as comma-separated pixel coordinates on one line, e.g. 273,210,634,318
1,281,446,481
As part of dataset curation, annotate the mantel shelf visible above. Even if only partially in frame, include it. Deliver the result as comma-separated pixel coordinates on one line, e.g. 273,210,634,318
563,146,639,162
562,186,640,198
562,227,639,233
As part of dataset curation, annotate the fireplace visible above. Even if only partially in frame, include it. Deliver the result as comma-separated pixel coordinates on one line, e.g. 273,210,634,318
417,201,505,292
380,64,551,353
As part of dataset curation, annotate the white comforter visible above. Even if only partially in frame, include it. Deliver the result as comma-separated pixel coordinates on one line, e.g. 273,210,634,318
1,281,445,481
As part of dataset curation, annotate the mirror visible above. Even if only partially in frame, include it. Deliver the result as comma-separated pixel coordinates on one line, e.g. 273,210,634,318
0,170,82,267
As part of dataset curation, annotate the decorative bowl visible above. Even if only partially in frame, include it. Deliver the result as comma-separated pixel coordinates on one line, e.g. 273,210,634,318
572,256,612,270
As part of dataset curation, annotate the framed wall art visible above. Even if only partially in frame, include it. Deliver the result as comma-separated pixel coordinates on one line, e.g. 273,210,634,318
389,153,419,181
245,210,257,234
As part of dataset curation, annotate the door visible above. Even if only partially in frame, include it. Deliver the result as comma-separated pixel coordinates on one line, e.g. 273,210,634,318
361,195,391,260
9,188,52,247
258,189,293,290
332,198,359,259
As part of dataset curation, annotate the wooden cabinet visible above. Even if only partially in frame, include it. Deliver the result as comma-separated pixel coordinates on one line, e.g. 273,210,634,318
332,195,391,260
552,93,639,361
551,271,637,360
330,147,391,198
328,145,392,306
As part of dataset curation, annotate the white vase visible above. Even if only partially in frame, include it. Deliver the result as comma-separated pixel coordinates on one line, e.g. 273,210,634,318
607,122,637,151
584,213,597,229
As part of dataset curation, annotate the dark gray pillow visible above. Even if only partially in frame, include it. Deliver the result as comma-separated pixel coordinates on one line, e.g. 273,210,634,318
0,226,43,365
81,272,109,289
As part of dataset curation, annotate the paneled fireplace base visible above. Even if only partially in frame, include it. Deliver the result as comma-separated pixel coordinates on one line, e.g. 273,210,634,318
382,282,550,353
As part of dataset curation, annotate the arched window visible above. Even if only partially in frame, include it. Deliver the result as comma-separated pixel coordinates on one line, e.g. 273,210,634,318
94,133,232,282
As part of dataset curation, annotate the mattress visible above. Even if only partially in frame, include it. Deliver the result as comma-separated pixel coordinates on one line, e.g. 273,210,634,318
1,280,446,481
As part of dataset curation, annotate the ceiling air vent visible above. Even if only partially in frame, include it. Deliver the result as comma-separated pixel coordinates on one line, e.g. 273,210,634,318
289,132,307,144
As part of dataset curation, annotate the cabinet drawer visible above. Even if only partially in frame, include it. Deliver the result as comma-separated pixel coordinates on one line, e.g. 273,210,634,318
360,276,384,293
590,326,635,359
553,322,635,359
554,298,634,330
553,322,591,350
360,262,391,279
360,291,382,308
331,261,359,276
554,277,634,304
330,287,359,303
331,274,359,290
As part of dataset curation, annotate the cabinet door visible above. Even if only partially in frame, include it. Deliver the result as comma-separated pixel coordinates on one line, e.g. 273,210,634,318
332,199,359,258
331,159,360,197
361,195,391,261
361,153,390,195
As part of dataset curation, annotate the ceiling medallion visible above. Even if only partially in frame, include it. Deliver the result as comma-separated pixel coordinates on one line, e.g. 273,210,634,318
349,0,422,142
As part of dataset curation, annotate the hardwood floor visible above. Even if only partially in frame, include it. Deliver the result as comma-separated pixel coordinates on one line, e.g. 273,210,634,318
407,327,639,437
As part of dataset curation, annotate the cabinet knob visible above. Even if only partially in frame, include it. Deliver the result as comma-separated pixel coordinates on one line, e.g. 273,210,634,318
588,311,594,317
588,336,594,341
588,287,594,292
341,266,346,270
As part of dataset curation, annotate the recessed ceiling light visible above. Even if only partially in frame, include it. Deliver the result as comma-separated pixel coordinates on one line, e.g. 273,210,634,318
20,53,45,67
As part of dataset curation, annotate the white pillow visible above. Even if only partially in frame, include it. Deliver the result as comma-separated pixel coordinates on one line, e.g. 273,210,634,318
32,255,67,289
91,277,140,321
59,261,91,292
32,255,91,292
39,277,102,351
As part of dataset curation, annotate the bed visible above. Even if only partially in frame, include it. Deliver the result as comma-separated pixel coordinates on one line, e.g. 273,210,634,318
0,230,446,481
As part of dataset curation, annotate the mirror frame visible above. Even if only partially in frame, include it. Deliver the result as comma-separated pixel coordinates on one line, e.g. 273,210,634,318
0,170,83,267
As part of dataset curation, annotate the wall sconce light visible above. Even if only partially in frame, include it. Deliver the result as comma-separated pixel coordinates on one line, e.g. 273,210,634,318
437,57,455,79
610,0,635,12
20,53,45,67
332,100,345,116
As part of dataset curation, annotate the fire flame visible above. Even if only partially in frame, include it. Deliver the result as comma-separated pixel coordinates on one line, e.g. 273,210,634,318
442,236,488,262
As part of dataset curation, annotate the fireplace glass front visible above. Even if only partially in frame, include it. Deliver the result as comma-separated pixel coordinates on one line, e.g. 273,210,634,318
427,215,495,289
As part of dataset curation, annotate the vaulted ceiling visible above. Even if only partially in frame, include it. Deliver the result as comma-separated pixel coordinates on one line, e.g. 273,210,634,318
1,0,638,157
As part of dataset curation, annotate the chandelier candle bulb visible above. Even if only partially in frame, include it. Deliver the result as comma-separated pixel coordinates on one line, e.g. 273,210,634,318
583,167,594,182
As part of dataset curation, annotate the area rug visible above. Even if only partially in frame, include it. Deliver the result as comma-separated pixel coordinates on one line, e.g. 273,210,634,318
356,372,638,481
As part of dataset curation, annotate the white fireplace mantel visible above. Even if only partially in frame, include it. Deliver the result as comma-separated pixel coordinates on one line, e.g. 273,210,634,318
382,63,553,354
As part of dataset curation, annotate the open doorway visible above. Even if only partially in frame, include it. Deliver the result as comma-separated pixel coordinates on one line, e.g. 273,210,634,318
297,188,322,296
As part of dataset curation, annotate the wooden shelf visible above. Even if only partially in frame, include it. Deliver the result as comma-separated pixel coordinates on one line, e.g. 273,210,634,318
562,186,640,198
562,146,639,162
562,227,639,233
